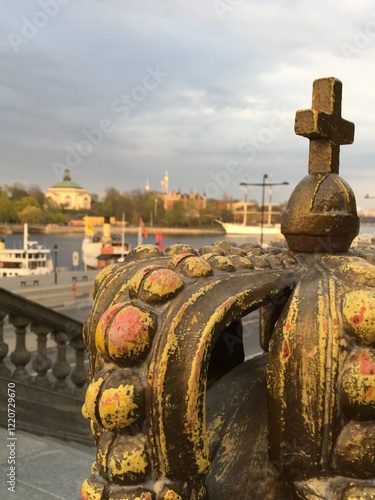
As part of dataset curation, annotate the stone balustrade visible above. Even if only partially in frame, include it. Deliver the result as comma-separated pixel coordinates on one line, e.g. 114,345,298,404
0,286,92,445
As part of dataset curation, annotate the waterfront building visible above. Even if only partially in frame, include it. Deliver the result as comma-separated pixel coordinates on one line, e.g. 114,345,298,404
46,168,91,210
164,190,207,215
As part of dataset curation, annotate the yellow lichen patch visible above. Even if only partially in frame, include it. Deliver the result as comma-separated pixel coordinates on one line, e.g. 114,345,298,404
80,475,105,500
153,280,221,475
95,263,118,288
81,403,90,419
336,257,375,287
98,384,138,430
185,295,238,476
342,289,375,345
128,265,161,299
143,268,183,295
229,255,254,270
205,255,235,272
110,279,134,307
140,268,184,303
341,350,375,418
90,420,102,442
165,243,197,255
106,305,156,362
167,252,195,269
177,256,213,278
96,431,114,477
200,252,217,261
85,375,106,424
127,244,163,261
162,490,183,500
108,434,149,483
335,420,375,480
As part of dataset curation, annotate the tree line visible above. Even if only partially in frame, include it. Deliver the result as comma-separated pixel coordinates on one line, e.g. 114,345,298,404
0,183,234,228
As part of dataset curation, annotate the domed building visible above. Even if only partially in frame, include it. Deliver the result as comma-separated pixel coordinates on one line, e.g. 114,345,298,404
46,169,91,210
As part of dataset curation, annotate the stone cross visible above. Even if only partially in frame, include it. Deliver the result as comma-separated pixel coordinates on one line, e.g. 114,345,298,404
295,77,355,174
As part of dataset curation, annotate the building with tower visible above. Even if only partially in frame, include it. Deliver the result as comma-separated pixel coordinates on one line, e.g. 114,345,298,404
46,169,91,210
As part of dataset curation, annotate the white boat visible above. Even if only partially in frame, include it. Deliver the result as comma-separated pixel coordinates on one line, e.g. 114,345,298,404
0,223,53,277
215,220,282,236
352,232,375,246
82,216,131,270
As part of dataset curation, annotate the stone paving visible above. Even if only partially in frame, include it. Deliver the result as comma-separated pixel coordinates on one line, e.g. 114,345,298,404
0,427,95,499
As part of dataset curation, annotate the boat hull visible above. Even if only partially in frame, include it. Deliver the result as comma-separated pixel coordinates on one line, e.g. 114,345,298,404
82,238,130,270
215,221,282,236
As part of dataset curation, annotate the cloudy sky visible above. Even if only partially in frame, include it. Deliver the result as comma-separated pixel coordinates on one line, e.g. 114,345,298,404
2,0,375,207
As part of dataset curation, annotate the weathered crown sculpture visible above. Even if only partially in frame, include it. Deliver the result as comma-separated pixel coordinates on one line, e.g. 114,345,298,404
81,78,375,500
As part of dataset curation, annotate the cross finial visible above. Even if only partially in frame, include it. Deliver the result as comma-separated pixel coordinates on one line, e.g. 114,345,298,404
295,77,355,174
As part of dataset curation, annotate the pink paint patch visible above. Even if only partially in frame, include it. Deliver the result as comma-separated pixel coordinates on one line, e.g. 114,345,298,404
281,339,291,362
99,302,127,332
350,306,366,327
109,307,146,347
307,346,317,358
146,268,182,291
358,352,375,375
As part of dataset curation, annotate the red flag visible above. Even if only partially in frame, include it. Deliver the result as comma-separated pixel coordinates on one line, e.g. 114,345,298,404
140,218,148,238
155,231,165,250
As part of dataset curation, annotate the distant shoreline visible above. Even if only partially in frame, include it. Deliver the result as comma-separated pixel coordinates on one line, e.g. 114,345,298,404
0,223,224,236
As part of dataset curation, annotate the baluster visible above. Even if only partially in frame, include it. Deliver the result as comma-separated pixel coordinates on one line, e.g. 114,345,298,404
0,309,11,376
9,314,31,382
31,323,52,389
52,331,72,394
70,336,87,398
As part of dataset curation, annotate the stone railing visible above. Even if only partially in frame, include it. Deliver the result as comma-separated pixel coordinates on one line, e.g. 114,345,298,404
0,286,92,445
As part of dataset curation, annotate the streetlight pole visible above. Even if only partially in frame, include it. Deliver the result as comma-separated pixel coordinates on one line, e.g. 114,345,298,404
239,176,289,246
154,198,158,223
53,244,58,284
241,184,248,226
260,174,268,246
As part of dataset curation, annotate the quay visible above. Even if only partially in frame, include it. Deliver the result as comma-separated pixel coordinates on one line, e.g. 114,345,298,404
2,224,224,236
0,270,98,309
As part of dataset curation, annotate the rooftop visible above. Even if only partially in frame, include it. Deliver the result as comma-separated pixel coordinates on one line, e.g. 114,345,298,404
50,168,83,190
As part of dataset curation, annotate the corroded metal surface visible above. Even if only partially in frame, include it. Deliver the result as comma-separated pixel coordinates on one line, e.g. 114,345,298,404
82,78,375,499
267,252,375,497
281,77,359,253
81,243,298,499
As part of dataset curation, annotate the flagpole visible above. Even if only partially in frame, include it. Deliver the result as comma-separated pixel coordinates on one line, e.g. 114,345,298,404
138,221,143,247
121,212,125,261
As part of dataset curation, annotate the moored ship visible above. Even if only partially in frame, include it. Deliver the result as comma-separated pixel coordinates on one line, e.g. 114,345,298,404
0,223,53,277
215,219,282,236
81,216,131,270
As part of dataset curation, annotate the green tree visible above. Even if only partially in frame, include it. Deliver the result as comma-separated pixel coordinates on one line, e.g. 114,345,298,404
164,201,187,227
17,205,42,224
98,188,135,222
28,185,45,207
0,194,12,222
13,196,40,215
7,183,29,200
